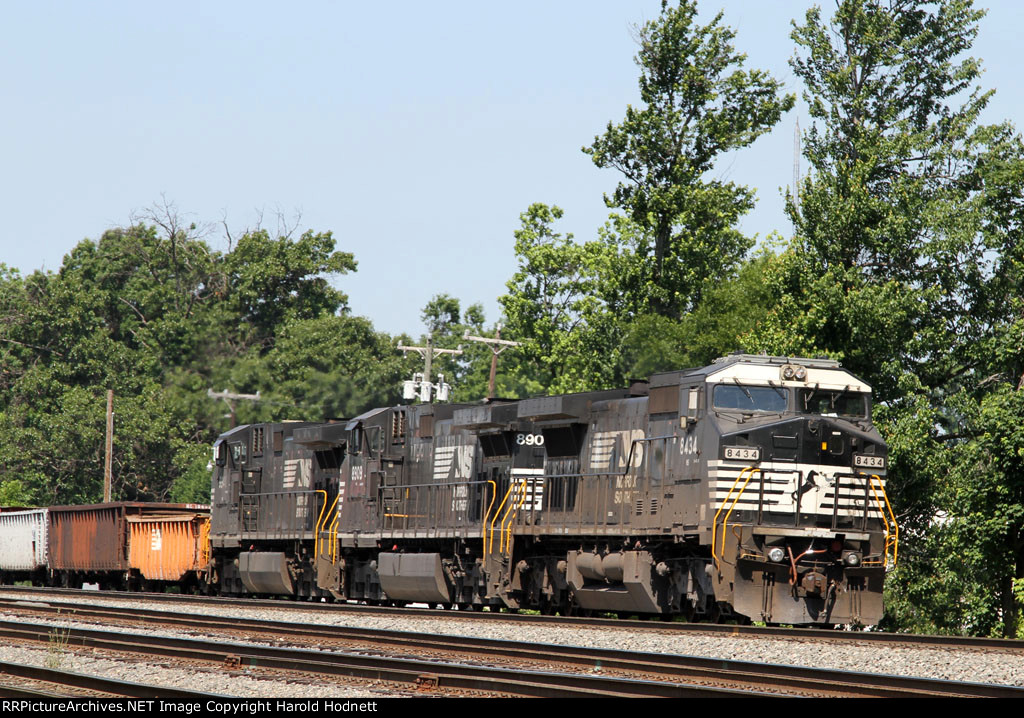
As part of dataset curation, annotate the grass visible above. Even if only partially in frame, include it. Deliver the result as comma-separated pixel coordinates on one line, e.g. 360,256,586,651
45,609,72,670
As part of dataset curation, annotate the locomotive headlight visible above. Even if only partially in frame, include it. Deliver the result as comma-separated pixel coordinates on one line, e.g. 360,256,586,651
780,364,808,382
844,552,862,567
767,547,786,563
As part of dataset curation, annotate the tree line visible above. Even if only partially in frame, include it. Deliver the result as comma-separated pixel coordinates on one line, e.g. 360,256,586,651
0,0,1021,637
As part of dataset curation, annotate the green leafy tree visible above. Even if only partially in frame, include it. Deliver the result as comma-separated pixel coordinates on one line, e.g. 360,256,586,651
500,2,793,398
0,211,366,506
584,0,793,318
617,248,779,379
752,0,996,398
411,293,514,403
746,0,1024,635
223,228,356,348
498,204,620,395
264,314,410,420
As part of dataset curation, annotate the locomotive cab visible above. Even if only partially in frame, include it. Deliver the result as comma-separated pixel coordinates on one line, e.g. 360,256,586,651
699,355,895,625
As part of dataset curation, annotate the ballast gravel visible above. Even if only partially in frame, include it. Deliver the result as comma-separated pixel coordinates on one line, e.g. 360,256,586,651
0,590,1022,695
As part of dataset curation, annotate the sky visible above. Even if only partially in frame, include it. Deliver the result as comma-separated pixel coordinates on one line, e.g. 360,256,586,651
1,2,1021,337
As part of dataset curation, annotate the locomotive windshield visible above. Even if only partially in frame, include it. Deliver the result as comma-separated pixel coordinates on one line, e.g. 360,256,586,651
798,388,868,418
712,384,788,413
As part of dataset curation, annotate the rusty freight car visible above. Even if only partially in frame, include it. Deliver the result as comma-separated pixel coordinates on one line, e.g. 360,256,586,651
47,502,209,590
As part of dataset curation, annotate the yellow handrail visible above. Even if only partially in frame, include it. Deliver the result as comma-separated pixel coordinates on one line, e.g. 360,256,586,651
487,483,515,555
711,466,756,570
865,473,899,566
312,490,328,561
328,507,341,564
500,479,528,555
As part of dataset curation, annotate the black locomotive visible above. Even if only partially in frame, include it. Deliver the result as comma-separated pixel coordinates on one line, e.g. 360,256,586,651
207,354,896,625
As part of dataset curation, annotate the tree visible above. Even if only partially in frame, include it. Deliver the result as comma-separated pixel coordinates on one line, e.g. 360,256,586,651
0,209,368,506
264,314,410,420
616,248,779,379
223,228,356,347
752,0,997,398
584,0,793,318
499,3,792,395
746,0,1024,635
498,204,620,395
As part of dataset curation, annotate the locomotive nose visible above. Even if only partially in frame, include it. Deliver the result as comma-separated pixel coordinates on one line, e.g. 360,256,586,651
803,418,851,466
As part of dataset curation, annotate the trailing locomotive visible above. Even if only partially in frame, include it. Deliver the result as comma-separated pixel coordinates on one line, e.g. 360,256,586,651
207,354,897,625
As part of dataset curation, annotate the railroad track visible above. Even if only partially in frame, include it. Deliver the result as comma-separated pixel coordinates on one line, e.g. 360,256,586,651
0,617,763,698
0,659,221,698
1,585,1021,655
0,597,1020,697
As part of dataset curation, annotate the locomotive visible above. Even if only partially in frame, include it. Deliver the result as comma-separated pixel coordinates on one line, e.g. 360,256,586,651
206,354,897,625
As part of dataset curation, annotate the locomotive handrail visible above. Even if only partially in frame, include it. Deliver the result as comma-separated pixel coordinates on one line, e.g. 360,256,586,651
487,483,515,555
711,466,757,570
499,479,528,555
382,479,490,489
482,480,497,550
328,504,342,564
865,473,899,566
313,490,334,561
239,489,321,536
718,467,760,566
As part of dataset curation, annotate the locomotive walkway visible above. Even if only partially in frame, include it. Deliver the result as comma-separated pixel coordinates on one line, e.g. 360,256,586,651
0,593,1020,698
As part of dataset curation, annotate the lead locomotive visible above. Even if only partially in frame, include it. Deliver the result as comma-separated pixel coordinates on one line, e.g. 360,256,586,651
207,354,896,625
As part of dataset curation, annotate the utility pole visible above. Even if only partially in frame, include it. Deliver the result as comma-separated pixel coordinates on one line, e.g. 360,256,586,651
104,389,113,503
207,388,261,428
462,326,520,399
398,336,463,402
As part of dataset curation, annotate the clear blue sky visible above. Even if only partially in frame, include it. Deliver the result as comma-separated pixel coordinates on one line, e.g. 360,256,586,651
1,2,1020,336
